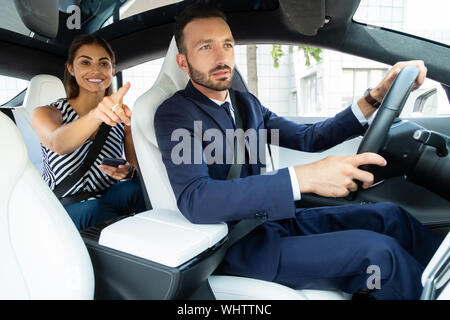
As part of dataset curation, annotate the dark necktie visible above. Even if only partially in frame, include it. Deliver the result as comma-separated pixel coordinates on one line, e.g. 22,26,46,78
221,101,235,129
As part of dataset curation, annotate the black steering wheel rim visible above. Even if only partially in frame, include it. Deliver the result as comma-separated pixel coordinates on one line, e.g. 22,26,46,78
357,65,420,158
345,65,420,200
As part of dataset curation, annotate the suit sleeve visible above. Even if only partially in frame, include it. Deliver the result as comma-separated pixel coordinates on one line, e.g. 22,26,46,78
258,99,367,152
154,101,296,224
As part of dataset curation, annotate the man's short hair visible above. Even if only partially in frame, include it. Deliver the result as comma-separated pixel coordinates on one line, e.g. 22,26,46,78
174,3,227,54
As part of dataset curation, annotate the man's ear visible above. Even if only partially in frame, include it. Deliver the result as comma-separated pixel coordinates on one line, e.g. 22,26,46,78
176,53,189,73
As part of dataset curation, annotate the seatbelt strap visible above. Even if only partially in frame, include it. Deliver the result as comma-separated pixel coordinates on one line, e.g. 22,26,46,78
223,216,267,249
226,90,244,180
0,108,16,125
224,90,266,249
53,123,111,199
183,91,266,247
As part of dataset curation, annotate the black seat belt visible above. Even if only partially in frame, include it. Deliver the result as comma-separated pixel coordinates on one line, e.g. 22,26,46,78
223,90,267,249
1,107,111,205
0,107,16,124
54,123,111,203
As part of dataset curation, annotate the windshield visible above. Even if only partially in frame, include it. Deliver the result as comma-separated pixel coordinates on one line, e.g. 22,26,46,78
354,0,450,46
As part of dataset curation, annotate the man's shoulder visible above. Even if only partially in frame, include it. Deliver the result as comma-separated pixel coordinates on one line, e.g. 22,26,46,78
158,89,188,109
155,89,194,118
233,89,261,106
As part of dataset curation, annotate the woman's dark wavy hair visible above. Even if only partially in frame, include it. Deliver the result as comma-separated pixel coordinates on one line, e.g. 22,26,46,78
64,34,116,99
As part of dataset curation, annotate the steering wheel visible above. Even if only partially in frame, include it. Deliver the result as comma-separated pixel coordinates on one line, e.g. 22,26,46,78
351,65,419,196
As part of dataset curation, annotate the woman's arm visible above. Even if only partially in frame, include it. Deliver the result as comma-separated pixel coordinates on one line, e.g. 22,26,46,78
31,83,132,155
124,124,138,170
98,104,138,181
31,105,102,155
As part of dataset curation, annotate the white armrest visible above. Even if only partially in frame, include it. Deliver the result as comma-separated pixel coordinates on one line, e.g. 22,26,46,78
98,209,228,268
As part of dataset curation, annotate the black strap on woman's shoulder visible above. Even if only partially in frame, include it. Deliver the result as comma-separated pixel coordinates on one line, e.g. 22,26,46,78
0,107,16,124
53,123,111,199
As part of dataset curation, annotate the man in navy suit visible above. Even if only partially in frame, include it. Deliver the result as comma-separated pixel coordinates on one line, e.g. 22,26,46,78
154,4,440,299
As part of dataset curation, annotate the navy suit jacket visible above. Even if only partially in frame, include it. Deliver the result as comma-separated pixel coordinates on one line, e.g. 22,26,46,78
154,81,366,280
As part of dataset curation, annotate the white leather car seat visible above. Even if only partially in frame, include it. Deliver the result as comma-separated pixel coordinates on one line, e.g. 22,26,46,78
14,74,66,174
132,37,351,300
0,112,94,299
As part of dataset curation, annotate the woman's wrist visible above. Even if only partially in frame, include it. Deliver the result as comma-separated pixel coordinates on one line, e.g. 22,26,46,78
87,108,103,126
124,165,136,180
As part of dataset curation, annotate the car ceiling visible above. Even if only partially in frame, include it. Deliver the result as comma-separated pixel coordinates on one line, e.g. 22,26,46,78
0,0,449,86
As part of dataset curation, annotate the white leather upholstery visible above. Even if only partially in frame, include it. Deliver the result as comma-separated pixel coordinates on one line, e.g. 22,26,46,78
209,276,352,300
99,208,227,268
23,74,66,115
209,276,308,300
12,107,44,174
132,38,189,211
126,37,228,268
131,37,349,300
0,112,94,299
15,74,66,174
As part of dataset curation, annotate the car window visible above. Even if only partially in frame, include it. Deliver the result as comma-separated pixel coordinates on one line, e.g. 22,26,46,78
122,58,164,108
243,44,449,118
121,44,449,117
354,0,450,46
0,75,28,105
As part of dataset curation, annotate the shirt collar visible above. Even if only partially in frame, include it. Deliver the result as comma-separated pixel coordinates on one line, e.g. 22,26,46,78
209,91,232,107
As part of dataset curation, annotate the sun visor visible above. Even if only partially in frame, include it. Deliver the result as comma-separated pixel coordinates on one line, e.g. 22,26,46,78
279,0,326,36
14,0,59,38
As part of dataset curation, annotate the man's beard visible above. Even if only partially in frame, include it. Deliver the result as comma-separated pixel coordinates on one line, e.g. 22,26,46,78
186,58,233,92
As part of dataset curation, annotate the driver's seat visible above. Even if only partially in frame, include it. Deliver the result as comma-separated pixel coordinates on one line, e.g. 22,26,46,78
131,37,351,300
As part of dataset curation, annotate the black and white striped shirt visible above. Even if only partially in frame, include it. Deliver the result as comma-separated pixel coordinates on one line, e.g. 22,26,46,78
41,98,125,198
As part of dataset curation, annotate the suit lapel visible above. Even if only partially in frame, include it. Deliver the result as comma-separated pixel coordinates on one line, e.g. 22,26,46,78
183,81,233,135
182,82,264,175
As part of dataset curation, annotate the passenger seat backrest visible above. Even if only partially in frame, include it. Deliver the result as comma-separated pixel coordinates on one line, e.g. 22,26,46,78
18,74,66,174
132,38,189,211
0,112,94,299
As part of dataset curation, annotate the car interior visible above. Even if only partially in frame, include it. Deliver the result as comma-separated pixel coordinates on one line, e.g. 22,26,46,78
0,0,449,300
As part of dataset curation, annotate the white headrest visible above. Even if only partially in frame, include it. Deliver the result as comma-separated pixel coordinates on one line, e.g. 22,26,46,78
155,37,190,93
132,37,189,211
23,74,66,114
134,37,189,146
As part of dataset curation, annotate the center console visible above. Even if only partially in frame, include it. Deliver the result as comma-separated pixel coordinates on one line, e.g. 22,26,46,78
81,208,228,299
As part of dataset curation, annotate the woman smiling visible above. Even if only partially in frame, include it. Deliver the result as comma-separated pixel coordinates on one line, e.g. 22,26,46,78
31,34,146,231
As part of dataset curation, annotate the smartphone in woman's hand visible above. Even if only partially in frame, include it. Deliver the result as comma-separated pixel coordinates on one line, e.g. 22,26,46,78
101,157,126,167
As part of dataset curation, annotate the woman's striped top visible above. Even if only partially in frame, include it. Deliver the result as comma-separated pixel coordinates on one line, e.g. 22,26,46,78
41,98,125,198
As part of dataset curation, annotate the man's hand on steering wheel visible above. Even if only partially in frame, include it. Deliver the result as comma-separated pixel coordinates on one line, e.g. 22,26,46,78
357,60,428,120
294,153,387,198
293,60,427,199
